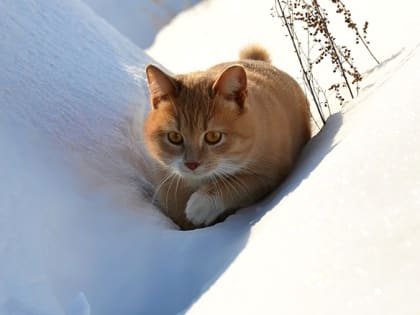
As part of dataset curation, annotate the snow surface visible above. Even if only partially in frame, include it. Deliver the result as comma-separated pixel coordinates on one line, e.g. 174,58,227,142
1,0,420,315
82,0,201,48
0,1,267,314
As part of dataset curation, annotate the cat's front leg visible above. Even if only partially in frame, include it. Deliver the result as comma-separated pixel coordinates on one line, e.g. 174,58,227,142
185,191,225,227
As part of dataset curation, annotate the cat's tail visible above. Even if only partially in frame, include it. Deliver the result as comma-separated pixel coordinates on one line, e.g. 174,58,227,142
239,44,271,63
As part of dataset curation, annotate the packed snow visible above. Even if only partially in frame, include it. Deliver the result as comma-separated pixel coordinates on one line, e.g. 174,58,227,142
1,0,419,314
82,0,201,48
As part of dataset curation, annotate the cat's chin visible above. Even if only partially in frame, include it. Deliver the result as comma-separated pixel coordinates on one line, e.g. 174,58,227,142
178,171,210,182
172,168,214,183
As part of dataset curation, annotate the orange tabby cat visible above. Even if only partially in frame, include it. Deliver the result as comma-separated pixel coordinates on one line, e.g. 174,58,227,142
144,45,311,230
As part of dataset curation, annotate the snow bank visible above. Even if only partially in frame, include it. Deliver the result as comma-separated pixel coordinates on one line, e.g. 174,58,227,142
147,0,287,73
0,1,259,314
82,0,202,48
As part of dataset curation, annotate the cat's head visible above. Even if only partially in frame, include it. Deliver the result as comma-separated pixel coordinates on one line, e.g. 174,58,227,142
144,64,255,181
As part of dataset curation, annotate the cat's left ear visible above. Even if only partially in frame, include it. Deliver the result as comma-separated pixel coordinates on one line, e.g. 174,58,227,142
212,65,247,109
145,65,178,109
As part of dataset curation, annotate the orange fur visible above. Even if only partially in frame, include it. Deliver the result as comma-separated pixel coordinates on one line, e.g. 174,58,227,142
239,44,271,63
144,46,311,230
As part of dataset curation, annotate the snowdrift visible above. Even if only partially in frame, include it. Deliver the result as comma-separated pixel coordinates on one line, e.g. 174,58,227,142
1,0,420,315
82,0,202,49
0,1,263,314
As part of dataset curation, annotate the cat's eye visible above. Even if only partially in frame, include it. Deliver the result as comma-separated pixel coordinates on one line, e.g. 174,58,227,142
167,131,183,145
204,131,223,145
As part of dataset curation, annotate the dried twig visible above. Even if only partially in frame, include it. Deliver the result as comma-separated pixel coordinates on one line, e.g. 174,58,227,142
274,0,379,124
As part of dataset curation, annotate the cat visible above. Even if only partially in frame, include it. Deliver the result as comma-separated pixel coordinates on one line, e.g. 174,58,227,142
144,44,311,230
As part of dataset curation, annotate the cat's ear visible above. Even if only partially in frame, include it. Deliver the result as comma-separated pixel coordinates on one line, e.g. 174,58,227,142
145,65,178,109
212,65,247,109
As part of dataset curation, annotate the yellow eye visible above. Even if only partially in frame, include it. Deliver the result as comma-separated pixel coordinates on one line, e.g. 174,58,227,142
167,131,183,145
204,131,222,145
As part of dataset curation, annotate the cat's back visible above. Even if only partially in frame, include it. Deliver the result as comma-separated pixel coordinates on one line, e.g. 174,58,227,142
209,44,299,91
241,58,311,144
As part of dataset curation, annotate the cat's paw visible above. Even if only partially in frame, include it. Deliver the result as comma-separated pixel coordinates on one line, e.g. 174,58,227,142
185,192,224,226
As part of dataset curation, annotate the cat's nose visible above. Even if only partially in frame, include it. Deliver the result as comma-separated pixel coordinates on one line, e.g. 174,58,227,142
184,161,200,170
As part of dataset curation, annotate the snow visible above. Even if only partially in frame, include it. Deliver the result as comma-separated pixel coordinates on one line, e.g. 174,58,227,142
1,0,420,315
82,0,202,48
0,1,255,314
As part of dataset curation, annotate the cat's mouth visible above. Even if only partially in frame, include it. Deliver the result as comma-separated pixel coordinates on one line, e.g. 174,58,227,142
178,166,212,179
172,162,217,181
174,160,242,181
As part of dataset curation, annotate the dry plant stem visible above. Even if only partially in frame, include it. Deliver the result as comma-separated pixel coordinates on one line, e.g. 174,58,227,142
359,36,380,65
312,0,354,99
276,0,326,123
335,0,380,65
354,27,380,65
276,0,379,121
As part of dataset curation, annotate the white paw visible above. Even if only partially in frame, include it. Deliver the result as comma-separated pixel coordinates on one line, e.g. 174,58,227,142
185,192,224,226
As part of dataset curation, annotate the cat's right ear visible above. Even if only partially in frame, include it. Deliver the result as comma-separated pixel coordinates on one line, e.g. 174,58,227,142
145,65,178,109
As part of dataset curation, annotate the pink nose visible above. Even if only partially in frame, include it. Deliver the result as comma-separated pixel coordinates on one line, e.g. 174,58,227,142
184,161,200,170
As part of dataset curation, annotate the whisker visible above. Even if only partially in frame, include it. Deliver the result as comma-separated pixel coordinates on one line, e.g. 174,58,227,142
152,172,177,209
220,160,269,188
211,173,224,201
215,170,244,198
174,174,182,211
164,173,179,213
